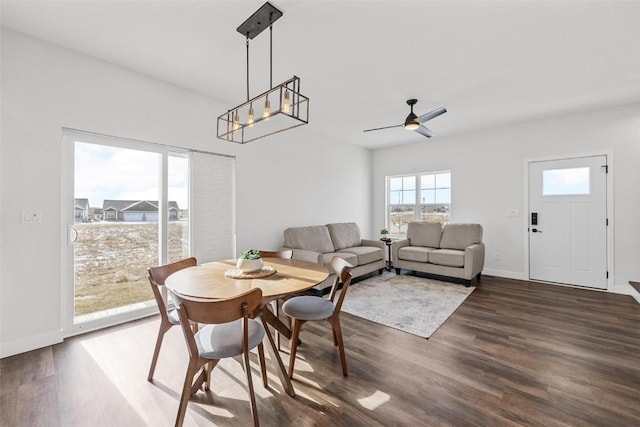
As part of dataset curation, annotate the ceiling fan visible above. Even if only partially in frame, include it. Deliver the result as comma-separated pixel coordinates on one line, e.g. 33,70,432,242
363,99,447,138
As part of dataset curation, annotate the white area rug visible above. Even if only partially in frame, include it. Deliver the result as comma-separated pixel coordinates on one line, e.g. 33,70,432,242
341,273,475,338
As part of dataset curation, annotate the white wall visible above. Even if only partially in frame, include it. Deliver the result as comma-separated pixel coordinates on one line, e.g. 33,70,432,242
373,104,640,295
0,29,372,357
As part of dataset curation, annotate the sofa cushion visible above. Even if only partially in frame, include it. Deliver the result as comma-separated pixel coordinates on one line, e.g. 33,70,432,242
397,246,433,263
428,249,465,267
284,225,335,254
407,222,443,248
440,224,483,250
337,246,383,266
323,252,358,272
326,223,361,250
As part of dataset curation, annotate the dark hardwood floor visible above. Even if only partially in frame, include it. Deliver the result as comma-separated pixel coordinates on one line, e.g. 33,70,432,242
2,275,639,426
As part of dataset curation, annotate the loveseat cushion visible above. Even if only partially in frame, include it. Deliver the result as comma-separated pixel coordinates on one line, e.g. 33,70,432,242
337,246,383,266
407,222,443,248
322,252,358,272
398,246,433,263
284,225,335,254
428,249,465,267
326,223,361,250
440,224,483,250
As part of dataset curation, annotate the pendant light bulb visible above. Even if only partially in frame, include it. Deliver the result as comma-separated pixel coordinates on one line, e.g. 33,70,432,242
283,89,290,113
263,97,271,120
247,104,254,127
233,110,240,131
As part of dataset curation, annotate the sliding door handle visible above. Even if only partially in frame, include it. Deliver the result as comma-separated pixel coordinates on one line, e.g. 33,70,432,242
68,225,78,244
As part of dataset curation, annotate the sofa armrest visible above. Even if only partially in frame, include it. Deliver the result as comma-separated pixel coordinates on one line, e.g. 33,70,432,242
361,238,385,250
464,242,485,279
283,247,323,265
391,239,410,264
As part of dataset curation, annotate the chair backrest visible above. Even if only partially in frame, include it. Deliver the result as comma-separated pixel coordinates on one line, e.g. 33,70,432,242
173,288,263,359
147,257,197,317
259,249,293,259
174,288,263,324
327,257,353,313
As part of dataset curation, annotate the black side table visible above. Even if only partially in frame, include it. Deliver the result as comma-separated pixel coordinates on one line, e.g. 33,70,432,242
381,238,393,271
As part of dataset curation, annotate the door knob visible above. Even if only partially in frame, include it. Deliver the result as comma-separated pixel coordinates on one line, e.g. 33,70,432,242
531,228,542,233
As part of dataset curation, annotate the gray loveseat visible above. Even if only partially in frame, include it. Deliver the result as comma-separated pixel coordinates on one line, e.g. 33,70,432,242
392,222,485,286
282,222,385,291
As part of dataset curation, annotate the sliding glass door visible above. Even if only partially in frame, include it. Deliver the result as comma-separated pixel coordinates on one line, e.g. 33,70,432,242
62,129,235,335
62,130,191,333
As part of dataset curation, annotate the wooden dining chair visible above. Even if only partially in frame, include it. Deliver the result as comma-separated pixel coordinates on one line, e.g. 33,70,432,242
147,257,197,382
282,256,353,378
173,288,267,427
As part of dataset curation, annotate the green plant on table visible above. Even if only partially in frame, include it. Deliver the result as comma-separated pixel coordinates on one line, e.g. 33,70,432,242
240,249,262,260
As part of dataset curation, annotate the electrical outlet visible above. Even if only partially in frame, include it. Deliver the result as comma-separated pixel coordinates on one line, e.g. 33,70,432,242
507,209,520,217
492,252,500,261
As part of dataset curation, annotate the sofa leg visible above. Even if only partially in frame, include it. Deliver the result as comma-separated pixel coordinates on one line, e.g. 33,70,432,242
378,268,384,275
477,272,482,281
395,268,400,275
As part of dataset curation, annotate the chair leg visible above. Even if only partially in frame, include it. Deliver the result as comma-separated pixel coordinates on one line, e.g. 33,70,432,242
257,343,268,388
175,360,200,427
242,349,260,427
204,360,215,391
288,318,305,379
274,299,282,351
148,322,171,381
330,317,348,377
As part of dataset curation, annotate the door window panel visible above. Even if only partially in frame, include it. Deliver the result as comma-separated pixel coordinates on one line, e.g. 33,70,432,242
74,142,159,319
543,167,590,195
167,154,189,263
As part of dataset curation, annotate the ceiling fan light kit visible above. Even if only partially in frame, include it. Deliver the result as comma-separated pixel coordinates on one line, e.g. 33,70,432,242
363,98,446,138
217,2,309,144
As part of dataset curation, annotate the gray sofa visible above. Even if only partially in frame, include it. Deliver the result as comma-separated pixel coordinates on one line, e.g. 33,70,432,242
282,222,385,291
392,222,485,286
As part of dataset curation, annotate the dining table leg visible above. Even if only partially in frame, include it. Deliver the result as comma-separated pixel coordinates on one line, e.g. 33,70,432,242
259,305,296,397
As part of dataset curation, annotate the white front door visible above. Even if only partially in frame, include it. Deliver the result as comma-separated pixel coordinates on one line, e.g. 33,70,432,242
529,156,607,289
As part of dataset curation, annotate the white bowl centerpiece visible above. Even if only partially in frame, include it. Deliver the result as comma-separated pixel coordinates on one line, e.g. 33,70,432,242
236,249,264,273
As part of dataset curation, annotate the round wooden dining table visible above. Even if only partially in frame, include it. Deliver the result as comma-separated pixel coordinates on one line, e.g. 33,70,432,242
165,257,329,397
165,257,329,301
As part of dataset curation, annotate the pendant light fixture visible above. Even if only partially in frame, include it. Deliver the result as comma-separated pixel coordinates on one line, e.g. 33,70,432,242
217,2,309,144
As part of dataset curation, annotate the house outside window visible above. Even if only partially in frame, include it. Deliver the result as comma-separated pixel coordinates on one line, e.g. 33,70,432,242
386,171,451,237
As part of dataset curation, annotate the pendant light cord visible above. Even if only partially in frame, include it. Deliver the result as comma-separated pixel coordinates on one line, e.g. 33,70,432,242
246,36,250,101
269,24,273,89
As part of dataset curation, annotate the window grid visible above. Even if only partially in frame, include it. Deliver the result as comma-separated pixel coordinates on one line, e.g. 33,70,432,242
387,171,451,237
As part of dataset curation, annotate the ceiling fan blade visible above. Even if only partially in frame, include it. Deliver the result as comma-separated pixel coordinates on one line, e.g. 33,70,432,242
363,123,403,133
415,125,435,138
418,107,447,123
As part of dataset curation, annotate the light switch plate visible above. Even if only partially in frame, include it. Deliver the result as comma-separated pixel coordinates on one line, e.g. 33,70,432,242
21,210,42,223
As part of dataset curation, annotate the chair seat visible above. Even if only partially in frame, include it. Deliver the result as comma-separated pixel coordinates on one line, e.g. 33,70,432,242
168,308,180,325
282,296,335,321
195,319,265,359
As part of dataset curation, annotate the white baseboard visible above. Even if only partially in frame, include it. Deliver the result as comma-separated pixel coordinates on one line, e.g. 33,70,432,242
482,268,526,281
612,282,640,303
484,269,640,304
0,329,63,359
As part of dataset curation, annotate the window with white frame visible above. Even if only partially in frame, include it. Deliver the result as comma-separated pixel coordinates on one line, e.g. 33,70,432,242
387,171,451,236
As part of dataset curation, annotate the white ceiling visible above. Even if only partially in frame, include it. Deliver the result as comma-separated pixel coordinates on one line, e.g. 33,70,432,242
2,0,640,149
